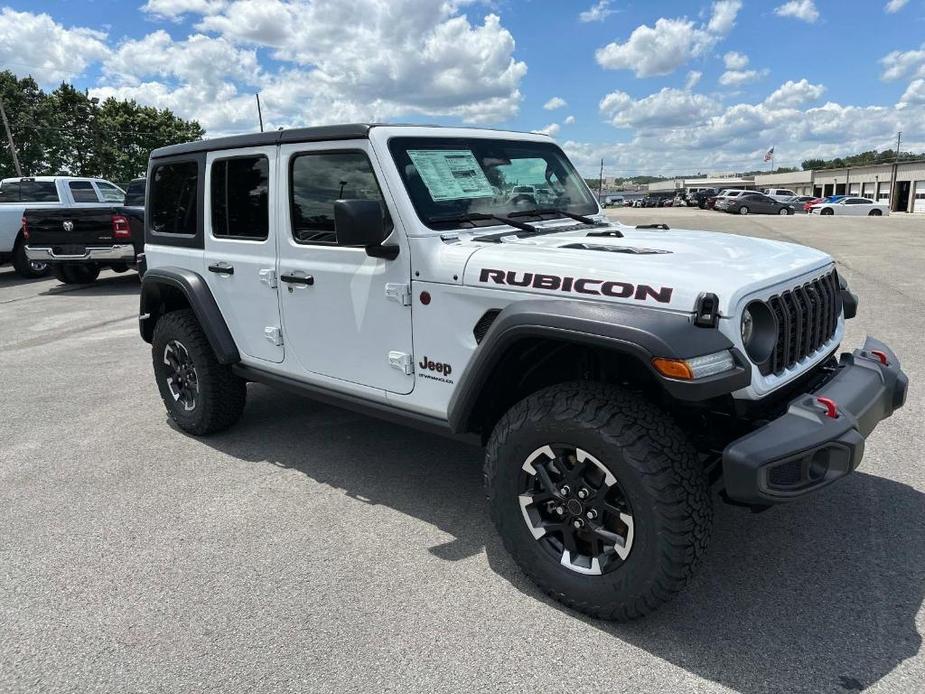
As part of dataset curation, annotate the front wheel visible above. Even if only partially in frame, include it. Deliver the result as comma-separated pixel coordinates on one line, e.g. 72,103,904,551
821,207,834,216
152,309,246,435
738,206,749,215
778,207,791,215
484,382,712,621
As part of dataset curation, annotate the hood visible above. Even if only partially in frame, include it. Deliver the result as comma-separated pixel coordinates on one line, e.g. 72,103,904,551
460,222,833,315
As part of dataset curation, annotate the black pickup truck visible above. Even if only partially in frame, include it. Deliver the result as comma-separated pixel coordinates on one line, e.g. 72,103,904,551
23,178,146,284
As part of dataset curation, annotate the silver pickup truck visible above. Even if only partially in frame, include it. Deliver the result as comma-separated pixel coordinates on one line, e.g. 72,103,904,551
0,176,126,278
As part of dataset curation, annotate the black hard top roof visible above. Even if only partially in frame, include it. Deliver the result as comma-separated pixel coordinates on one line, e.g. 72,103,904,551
150,123,375,159
149,123,548,160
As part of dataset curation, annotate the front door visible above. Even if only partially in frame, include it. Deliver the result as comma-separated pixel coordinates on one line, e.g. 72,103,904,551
204,147,284,363
276,142,414,394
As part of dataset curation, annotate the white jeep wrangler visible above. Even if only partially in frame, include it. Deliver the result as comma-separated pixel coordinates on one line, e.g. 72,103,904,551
139,124,908,620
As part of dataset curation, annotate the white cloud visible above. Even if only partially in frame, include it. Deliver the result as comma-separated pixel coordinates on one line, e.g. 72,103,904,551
723,51,749,70
141,0,227,20
564,115,576,125
543,96,567,110
763,78,826,108
774,1,820,23
595,1,740,78
719,69,765,86
885,0,910,12
600,87,720,128
533,123,560,136
880,44,925,81
899,79,925,106
0,7,109,85
579,0,615,23
685,70,703,90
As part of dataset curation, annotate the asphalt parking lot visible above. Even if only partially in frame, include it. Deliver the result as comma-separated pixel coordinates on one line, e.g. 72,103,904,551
1,208,923,693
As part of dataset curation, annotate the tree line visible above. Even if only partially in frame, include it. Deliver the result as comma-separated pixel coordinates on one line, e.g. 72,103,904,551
801,149,924,171
0,71,204,186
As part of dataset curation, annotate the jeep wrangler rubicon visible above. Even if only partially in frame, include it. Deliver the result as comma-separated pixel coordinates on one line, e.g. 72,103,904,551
138,124,908,620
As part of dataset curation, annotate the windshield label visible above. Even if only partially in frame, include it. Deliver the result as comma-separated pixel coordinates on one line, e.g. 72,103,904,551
407,150,495,201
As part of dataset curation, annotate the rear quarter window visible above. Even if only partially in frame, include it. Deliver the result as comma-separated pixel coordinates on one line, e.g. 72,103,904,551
150,161,199,235
68,181,100,203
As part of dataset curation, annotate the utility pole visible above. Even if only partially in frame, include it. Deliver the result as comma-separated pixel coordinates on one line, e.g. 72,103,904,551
0,96,23,177
255,93,264,133
888,130,901,212
598,158,604,203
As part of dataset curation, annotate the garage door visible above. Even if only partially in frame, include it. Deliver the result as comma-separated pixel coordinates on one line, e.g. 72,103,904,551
915,180,925,214
849,183,860,195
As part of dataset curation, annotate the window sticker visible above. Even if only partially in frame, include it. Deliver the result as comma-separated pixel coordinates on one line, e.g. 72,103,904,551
407,150,495,201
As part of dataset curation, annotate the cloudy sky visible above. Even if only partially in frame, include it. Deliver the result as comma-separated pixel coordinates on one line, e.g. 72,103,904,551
1,0,925,176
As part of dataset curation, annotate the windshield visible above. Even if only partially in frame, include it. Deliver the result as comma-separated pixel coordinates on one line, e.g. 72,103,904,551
388,137,598,230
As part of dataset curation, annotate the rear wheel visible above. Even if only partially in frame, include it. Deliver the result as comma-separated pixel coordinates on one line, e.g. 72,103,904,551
484,382,712,621
152,309,246,435
12,241,49,279
53,264,100,284
738,206,749,215
868,209,882,216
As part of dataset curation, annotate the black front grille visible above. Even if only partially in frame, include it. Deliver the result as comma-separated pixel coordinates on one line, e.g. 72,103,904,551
766,270,841,375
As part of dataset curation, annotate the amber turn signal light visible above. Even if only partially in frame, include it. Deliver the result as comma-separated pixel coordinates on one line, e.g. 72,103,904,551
651,357,694,380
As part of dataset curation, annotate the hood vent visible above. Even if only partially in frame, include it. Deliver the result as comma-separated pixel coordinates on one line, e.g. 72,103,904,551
559,242,672,255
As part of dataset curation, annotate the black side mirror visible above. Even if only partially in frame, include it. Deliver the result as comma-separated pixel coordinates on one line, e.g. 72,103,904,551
333,199,398,259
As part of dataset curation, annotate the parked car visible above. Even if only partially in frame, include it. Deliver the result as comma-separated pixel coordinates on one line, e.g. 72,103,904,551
802,197,824,212
137,122,905,621
0,176,127,278
723,192,795,215
760,188,798,203
23,177,146,283
784,195,816,213
602,195,624,208
689,188,718,208
713,190,750,211
810,197,889,216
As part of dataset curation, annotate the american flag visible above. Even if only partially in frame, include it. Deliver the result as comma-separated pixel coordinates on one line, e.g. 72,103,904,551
764,146,775,162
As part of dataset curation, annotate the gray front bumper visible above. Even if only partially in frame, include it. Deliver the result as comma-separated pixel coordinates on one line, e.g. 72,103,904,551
26,245,135,263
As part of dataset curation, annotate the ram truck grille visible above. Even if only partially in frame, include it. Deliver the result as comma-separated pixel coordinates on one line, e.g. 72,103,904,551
766,270,841,375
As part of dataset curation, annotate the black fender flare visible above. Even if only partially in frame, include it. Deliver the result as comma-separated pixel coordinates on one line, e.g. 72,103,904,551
446,299,750,434
139,266,239,364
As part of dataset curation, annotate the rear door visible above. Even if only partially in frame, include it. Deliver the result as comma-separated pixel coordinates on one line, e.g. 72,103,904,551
203,147,284,363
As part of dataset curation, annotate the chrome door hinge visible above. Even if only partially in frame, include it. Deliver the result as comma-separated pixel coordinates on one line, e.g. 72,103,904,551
388,351,414,375
259,268,278,288
385,283,412,306
264,326,283,346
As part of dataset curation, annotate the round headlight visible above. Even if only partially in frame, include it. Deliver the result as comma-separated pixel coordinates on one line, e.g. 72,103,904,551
741,307,754,346
740,301,776,365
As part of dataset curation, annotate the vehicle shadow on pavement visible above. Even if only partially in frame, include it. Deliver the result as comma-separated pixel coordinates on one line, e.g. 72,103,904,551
42,273,140,297
201,385,923,694
0,268,51,286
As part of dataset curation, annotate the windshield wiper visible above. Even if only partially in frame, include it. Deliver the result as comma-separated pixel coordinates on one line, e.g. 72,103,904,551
428,212,538,233
507,207,598,225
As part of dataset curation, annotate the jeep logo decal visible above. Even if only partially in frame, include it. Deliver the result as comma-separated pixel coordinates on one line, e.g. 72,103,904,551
478,268,673,304
419,356,452,378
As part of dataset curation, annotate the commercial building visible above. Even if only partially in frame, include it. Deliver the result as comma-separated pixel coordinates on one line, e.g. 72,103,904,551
645,160,925,213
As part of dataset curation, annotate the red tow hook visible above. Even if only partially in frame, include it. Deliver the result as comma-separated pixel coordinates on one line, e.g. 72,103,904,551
870,350,889,366
816,396,839,419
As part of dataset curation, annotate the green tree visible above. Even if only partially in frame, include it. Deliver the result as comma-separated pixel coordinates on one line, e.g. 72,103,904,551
0,70,204,182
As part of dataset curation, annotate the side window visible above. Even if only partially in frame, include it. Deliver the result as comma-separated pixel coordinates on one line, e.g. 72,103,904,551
124,179,146,207
69,181,100,203
150,161,199,235
289,151,383,245
210,156,269,240
96,181,125,203
20,181,59,202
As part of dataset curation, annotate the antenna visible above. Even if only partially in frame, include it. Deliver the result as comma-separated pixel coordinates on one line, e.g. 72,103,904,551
255,93,264,133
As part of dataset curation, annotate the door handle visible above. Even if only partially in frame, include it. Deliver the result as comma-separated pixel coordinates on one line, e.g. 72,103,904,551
208,262,234,275
280,273,314,286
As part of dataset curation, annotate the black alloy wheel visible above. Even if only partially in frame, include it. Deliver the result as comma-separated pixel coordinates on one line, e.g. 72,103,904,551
163,339,200,412
518,444,634,575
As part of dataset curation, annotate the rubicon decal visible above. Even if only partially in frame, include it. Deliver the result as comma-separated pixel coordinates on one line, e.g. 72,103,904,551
479,268,674,304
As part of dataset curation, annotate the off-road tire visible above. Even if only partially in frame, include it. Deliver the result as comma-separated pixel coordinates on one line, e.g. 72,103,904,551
12,241,50,279
152,309,246,435
53,264,101,284
484,382,712,621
